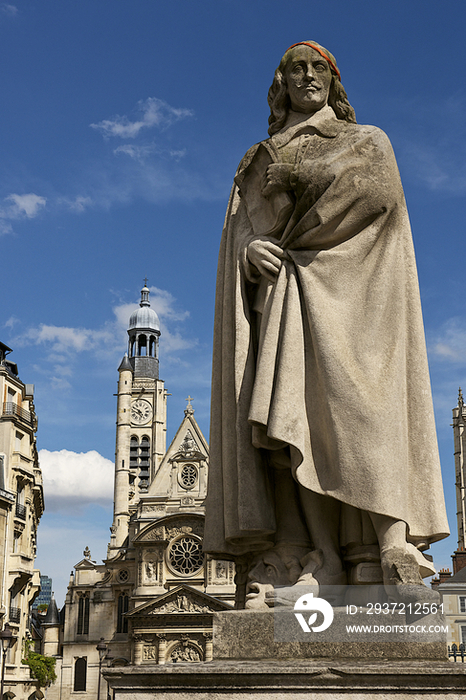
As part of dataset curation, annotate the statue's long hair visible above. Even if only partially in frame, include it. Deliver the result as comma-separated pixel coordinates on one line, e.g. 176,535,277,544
267,42,357,136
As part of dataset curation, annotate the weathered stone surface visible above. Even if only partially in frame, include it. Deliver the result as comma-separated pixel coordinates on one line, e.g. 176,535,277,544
213,610,447,661
104,658,466,699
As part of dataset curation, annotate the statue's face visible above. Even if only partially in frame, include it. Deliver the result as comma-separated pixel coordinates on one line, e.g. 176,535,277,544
284,46,332,114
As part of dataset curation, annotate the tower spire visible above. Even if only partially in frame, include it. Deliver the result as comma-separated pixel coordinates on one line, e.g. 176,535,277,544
140,280,150,307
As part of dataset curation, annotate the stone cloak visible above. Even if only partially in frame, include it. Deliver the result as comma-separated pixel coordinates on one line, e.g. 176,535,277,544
204,111,449,557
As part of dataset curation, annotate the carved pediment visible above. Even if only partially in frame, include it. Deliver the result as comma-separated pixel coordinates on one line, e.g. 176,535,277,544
134,514,204,545
127,585,233,618
151,593,213,615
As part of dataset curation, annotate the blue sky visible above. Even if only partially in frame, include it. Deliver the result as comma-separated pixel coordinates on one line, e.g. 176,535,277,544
1,0,466,605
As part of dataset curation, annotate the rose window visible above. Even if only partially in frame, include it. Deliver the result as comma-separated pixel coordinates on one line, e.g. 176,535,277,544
168,536,204,575
180,464,198,489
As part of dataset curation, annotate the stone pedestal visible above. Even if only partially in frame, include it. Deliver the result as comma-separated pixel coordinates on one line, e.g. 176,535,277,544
104,611,466,699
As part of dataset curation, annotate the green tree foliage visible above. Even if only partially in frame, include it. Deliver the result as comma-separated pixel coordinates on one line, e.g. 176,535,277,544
22,641,57,688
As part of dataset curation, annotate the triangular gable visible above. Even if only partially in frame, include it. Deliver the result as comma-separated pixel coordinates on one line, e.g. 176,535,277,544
74,558,97,570
145,411,209,497
126,584,233,617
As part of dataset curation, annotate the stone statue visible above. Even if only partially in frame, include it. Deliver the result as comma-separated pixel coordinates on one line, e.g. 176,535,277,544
204,41,449,607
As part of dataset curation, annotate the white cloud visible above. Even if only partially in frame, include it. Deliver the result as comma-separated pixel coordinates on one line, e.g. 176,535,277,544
4,193,46,218
58,195,93,212
0,220,12,236
21,324,115,355
113,144,157,161
4,316,19,329
148,287,189,322
12,286,196,385
0,193,46,234
430,318,466,364
39,449,114,508
90,97,193,139
113,143,187,164
1,4,18,16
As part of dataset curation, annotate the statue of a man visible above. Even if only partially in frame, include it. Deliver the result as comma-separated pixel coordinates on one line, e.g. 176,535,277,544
204,41,449,607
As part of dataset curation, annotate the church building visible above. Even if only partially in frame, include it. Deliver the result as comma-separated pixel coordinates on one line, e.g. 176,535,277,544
44,285,234,699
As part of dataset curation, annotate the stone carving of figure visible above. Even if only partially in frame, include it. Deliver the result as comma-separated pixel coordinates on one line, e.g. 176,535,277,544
145,561,156,581
204,41,449,606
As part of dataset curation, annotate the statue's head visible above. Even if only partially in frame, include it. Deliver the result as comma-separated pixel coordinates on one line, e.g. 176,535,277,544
268,41,356,135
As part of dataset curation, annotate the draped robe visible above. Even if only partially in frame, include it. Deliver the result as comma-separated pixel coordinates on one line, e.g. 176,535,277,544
204,106,449,557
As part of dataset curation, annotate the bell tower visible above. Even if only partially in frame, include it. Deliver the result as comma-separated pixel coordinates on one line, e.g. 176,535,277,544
108,282,168,557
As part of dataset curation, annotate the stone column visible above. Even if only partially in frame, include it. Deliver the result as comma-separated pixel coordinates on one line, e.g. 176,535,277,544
204,632,213,662
157,634,167,665
133,635,144,666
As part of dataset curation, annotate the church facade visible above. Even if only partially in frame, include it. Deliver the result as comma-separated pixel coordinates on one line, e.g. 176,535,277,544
44,285,234,700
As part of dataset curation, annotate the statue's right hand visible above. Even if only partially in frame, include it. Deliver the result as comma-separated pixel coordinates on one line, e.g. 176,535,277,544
247,237,284,282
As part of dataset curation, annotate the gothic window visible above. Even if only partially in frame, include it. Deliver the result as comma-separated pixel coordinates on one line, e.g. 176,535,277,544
77,594,90,635
129,436,151,492
460,596,466,613
167,536,204,576
117,593,129,634
179,464,198,489
140,436,150,468
74,657,87,691
130,437,139,469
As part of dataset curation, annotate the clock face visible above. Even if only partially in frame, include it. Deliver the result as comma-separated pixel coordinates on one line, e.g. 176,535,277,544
131,399,152,425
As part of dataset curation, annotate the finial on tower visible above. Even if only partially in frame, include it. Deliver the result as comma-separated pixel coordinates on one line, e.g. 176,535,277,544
459,387,464,409
185,395,194,416
140,279,150,307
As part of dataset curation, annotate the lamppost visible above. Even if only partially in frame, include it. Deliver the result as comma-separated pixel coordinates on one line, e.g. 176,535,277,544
96,638,111,700
96,638,107,700
0,624,14,700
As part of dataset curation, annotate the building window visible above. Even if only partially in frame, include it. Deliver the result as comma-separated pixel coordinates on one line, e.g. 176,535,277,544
460,597,466,613
137,335,147,356
74,657,87,691
13,530,21,553
117,593,129,634
130,437,138,469
179,464,198,489
167,535,204,576
129,436,151,491
77,594,89,635
118,569,129,583
9,592,20,623
15,432,23,453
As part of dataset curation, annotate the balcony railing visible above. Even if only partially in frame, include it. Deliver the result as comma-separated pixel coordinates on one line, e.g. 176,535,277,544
15,503,26,520
9,607,20,623
2,402,32,426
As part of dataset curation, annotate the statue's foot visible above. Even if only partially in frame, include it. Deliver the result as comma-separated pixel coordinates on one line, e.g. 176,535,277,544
381,547,439,605
299,549,347,586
